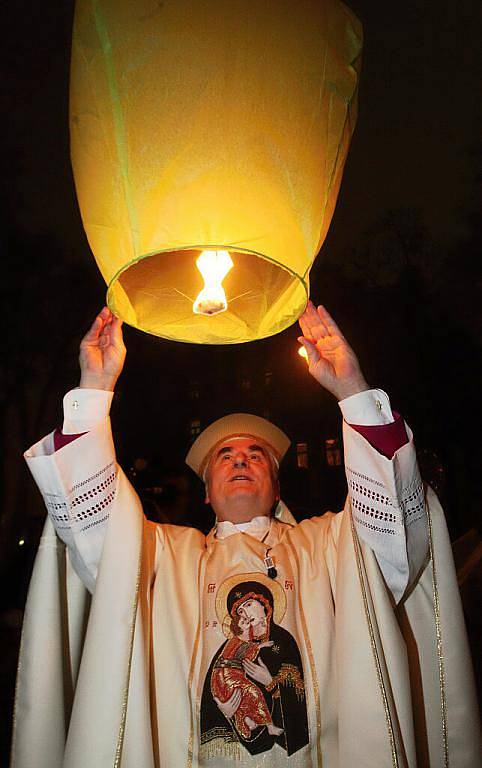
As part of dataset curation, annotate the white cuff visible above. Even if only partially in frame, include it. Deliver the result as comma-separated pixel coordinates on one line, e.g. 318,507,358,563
62,388,114,434
338,388,394,426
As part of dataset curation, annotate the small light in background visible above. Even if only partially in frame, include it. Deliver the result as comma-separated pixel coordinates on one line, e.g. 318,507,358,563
18,539,25,547
190,418,201,438
298,346,308,361
325,438,342,467
296,442,309,469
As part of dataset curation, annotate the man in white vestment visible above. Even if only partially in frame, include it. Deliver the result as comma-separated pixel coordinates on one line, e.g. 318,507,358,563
11,303,480,767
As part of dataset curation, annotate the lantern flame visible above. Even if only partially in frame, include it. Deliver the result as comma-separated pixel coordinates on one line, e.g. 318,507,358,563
298,345,308,360
193,250,233,315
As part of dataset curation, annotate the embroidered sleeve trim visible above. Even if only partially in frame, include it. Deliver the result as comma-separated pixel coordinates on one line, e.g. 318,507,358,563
44,461,117,534
345,466,385,488
346,465,425,535
400,477,425,527
352,514,397,536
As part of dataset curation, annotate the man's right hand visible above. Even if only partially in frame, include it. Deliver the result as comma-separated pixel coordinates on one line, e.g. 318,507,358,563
79,307,126,391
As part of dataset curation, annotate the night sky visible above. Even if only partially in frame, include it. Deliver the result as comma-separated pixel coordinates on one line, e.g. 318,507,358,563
0,1,480,564
0,0,481,760
1,0,480,525
1,0,481,530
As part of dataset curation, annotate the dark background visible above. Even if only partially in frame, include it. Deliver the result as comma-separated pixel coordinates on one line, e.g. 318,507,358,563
0,0,480,762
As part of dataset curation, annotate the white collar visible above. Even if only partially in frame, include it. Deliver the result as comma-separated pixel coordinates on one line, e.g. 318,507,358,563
215,515,271,541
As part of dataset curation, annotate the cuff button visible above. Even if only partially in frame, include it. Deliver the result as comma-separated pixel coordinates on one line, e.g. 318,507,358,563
72,400,79,411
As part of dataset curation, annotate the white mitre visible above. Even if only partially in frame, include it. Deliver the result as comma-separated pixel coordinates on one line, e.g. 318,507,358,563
185,412,297,526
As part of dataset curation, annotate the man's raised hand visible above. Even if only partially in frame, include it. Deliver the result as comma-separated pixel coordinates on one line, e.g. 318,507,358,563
298,301,369,401
79,307,126,391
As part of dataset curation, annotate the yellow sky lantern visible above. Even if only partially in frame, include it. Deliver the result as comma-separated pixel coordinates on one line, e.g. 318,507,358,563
70,0,362,344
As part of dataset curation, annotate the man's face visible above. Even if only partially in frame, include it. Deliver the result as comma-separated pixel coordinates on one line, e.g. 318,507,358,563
204,436,279,523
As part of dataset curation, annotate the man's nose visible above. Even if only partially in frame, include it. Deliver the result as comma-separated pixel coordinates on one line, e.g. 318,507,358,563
233,452,248,467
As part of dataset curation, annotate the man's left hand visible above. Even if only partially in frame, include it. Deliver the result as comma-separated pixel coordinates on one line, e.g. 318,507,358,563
298,301,369,401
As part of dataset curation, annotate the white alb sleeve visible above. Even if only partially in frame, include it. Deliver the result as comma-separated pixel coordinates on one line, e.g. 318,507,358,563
339,388,394,425
24,389,119,592
342,417,429,604
62,387,114,433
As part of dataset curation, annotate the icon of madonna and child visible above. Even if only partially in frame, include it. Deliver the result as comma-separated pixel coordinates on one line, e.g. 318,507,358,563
200,576,309,757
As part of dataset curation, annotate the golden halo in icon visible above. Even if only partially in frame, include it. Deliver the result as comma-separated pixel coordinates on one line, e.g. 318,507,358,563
215,572,287,636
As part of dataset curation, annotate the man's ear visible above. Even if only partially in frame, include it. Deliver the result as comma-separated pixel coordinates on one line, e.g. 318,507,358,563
204,484,210,504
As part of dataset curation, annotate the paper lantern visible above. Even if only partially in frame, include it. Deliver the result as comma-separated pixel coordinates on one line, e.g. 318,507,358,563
70,0,362,344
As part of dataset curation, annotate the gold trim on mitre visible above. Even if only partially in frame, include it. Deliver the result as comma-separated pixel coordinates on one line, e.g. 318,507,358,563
185,413,291,479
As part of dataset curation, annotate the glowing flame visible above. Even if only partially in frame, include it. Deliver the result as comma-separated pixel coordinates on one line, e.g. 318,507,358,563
193,250,233,315
298,345,308,360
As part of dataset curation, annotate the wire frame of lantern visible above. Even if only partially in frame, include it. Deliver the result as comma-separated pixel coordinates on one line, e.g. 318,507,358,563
70,0,362,344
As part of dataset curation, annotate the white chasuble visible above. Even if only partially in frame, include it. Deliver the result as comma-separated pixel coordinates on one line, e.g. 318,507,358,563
11,422,481,767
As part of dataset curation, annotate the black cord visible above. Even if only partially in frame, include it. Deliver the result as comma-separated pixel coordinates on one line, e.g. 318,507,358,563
264,547,277,579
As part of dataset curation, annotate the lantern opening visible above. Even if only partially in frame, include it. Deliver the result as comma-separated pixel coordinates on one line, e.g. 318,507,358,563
107,247,308,345
193,250,233,316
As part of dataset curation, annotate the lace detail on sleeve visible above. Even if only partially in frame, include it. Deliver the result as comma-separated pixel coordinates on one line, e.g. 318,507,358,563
45,461,116,534
44,496,70,530
346,466,425,535
346,467,398,537
400,476,425,526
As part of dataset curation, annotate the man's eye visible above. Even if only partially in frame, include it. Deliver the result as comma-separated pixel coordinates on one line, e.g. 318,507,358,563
221,454,232,461
250,454,261,460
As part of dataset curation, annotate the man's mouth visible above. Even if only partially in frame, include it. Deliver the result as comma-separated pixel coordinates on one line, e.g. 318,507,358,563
229,475,253,482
